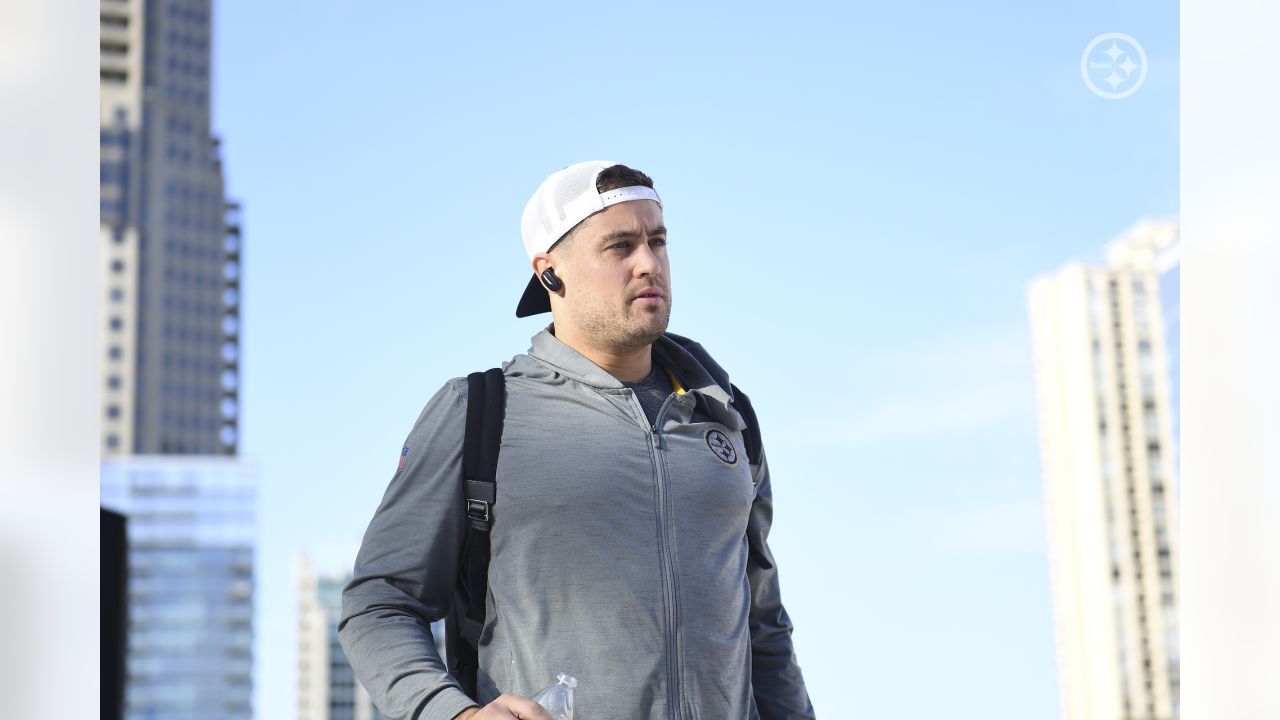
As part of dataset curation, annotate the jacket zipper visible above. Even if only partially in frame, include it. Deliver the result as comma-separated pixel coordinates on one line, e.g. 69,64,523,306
630,390,683,720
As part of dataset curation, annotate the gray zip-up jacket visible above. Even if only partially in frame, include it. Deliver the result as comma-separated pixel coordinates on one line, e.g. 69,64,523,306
338,328,814,720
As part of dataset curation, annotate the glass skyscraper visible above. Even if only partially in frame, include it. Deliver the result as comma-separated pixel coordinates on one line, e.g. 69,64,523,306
101,456,257,719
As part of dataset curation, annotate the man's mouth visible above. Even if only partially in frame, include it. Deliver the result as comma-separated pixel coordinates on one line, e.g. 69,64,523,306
631,289,665,303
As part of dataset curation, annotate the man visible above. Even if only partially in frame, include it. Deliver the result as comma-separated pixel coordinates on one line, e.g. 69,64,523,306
339,161,814,720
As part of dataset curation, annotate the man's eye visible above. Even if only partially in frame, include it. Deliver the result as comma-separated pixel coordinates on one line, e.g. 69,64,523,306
651,237,667,247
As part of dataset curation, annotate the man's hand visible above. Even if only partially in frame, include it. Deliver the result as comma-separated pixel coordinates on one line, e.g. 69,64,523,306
453,694,553,720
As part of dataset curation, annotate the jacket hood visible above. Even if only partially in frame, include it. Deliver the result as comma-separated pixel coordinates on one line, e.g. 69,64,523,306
504,325,740,420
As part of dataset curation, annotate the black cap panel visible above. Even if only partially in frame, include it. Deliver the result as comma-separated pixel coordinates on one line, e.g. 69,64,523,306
516,274,552,317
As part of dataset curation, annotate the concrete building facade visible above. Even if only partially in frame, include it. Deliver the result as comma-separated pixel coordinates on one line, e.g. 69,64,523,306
100,0,242,457
297,555,390,720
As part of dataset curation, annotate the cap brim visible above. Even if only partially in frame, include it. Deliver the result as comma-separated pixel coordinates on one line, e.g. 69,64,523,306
515,273,552,318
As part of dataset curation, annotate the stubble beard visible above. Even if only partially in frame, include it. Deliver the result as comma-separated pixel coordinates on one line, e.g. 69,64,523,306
578,297,672,352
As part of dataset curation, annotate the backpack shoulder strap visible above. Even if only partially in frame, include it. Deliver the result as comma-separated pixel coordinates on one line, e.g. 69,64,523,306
729,382,762,468
446,368,505,699
463,368,505,533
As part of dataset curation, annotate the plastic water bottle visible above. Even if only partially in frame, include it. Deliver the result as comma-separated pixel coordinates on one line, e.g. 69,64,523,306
529,672,577,720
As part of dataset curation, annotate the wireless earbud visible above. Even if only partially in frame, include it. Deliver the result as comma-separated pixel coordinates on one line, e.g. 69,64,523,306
540,267,563,293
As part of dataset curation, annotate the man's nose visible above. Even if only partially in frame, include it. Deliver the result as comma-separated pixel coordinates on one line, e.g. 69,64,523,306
633,242,661,277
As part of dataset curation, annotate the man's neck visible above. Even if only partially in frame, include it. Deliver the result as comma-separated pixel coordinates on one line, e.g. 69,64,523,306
550,323,654,383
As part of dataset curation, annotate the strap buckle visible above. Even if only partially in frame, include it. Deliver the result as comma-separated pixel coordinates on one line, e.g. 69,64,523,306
465,499,491,524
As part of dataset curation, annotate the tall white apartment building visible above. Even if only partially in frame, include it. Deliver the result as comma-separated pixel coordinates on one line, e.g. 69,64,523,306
1028,220,1180,720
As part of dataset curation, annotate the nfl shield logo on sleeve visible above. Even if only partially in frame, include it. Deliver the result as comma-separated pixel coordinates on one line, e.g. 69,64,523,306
398,446,409,471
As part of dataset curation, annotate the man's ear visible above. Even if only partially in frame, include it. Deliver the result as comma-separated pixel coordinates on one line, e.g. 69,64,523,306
531,253,553,276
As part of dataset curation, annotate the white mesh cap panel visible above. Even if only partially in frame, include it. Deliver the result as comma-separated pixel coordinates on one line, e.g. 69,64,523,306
521,160,615,258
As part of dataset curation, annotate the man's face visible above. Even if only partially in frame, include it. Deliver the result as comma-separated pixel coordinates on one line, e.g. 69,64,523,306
552,199,671,351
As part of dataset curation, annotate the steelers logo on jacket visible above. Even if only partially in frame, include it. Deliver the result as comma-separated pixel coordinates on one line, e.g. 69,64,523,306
704,428,738,467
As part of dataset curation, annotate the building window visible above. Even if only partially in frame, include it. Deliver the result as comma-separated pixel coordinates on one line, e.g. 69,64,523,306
111,259,125,273
109,346,122,360
106,405,120,419
109,316,123,331
107,375,121,390
110,288,125,302
106,435,120,449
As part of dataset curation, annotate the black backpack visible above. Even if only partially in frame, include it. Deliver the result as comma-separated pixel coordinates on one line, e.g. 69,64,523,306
444,367,763,700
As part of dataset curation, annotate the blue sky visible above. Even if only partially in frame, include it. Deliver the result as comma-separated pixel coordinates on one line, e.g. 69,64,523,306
211,2,1178,717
